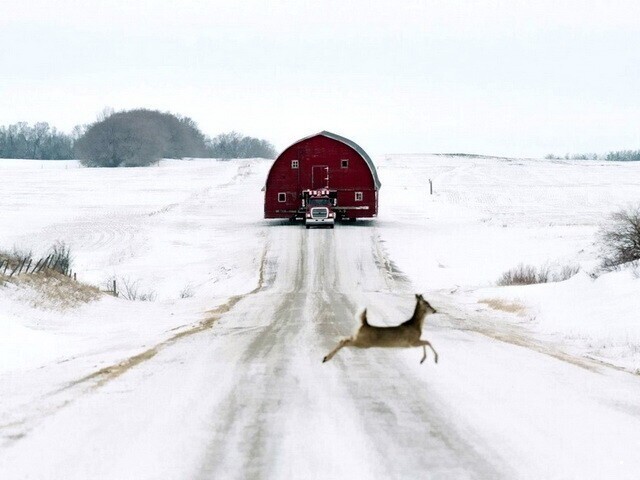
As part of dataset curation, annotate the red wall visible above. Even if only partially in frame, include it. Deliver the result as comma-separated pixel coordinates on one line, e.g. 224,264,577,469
265,134,378,219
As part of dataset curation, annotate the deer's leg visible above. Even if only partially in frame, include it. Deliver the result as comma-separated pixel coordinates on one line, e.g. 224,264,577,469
322,338,353,363
416,340,438,364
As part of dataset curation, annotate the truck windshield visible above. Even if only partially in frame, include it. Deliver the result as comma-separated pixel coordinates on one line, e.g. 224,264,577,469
309,198,330,206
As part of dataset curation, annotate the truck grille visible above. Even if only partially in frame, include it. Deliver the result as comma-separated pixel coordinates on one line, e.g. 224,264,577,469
311,207,329,219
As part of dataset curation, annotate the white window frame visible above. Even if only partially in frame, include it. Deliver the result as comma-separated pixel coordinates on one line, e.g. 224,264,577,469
355,191,363,202
291,160,299,169
278,192,286,203
341,159,349,169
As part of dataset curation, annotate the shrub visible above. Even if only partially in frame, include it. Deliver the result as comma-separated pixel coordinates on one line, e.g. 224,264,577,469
50,241,72,275
553,264,580,282
497,263,579,286
497,264,548,286
599,206,640,270
106,275,156,301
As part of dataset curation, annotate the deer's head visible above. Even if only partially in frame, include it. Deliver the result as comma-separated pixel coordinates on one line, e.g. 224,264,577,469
415,293,437,314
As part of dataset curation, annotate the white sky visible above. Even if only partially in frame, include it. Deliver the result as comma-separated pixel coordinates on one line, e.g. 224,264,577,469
1,0,639,157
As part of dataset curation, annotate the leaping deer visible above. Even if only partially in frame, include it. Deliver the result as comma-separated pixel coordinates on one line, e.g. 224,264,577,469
322,294,439,364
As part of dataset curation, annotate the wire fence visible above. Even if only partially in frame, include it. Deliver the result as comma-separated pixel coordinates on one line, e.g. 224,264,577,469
0,253,77,281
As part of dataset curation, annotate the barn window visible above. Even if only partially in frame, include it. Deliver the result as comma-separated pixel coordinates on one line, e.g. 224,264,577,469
341,159,349,169
291,160,299,169
355,191,363,202
278,192,286,202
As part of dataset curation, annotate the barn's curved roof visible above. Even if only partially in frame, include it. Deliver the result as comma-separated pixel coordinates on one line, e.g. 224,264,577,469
278,130,381,189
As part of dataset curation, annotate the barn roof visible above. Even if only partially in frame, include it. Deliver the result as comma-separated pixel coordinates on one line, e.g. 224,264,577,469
282,131,381,189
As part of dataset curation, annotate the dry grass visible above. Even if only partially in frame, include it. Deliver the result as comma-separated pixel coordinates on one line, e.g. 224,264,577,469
2,243,99,309
0,249,32,275
10,270,101,309
479,298,527,314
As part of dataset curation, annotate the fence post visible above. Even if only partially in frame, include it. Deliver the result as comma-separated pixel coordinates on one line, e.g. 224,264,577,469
38,255,50,272
25,259,32,274
113,279,117,296
74,272,77,281
16,258,27,275
32,258,42,273
429,179,433,195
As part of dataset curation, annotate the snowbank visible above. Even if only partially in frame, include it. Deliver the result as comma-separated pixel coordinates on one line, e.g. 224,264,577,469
472,269,640,371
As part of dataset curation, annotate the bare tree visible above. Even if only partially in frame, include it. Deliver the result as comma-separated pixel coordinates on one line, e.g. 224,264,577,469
28,122,50,158
206,131,277,159
0,122,73,159
599,205,640,270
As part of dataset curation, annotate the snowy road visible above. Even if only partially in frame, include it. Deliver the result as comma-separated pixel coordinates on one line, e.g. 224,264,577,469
3,220,640,479
195,227,504,480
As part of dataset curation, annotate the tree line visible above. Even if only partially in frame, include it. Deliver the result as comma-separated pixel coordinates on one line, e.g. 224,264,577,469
545,150,640,161
0,109,277,166
0,122,76,159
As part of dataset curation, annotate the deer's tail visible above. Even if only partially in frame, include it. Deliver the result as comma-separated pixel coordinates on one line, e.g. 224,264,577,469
359,308,369,326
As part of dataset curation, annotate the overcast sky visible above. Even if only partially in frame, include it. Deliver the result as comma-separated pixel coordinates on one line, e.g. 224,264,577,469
1,0,639,157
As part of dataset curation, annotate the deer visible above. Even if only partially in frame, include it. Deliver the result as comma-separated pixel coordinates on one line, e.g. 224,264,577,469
322,294,439,364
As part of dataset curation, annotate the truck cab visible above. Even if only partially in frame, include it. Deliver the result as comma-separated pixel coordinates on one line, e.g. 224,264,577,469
303,189,336,229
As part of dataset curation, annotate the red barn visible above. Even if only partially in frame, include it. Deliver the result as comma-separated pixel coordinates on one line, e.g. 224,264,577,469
264,131,381,221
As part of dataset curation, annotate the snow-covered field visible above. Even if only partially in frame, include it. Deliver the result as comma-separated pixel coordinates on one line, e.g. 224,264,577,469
376,155,640,371
1,155,640,478
1,158,265,374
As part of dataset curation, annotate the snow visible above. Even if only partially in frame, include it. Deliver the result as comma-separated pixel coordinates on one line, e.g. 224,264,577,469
374,155,640,371
0,158,268,373
1,155,640,478
469,269,640,371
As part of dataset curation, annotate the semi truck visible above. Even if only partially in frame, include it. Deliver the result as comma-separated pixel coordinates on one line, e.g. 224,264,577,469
303,189,336,229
